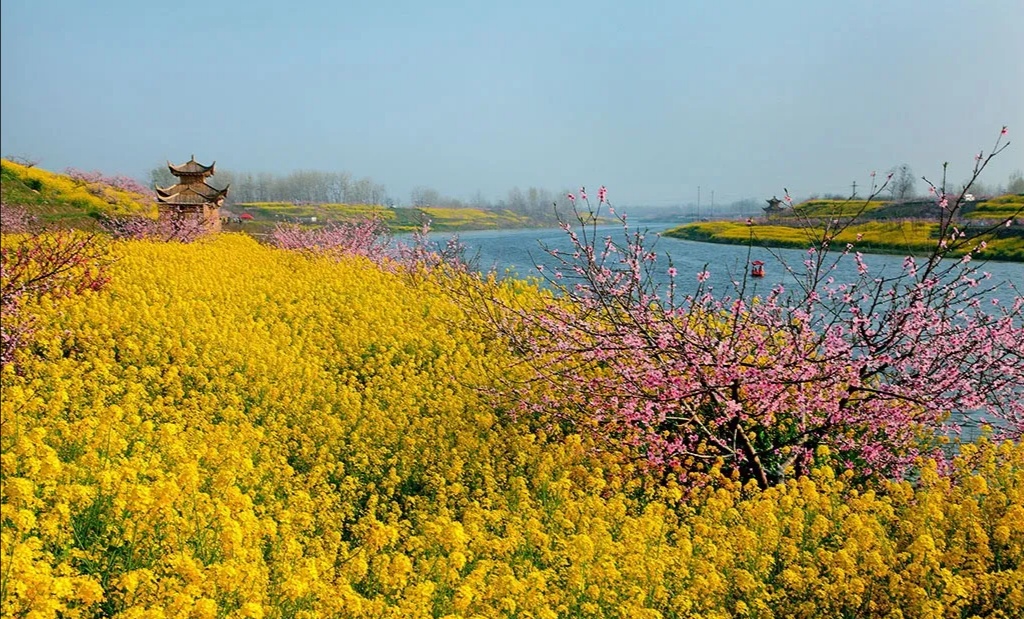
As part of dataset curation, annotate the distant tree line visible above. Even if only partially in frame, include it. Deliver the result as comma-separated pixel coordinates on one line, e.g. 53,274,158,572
885,165,1024,200
148,161,1024,218
150,166,390,207
408,185,581,222
150,164,574,221
797,166,1023,203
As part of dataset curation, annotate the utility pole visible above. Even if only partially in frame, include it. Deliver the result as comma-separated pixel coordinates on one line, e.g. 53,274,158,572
697,185,701,220
851,180,858,198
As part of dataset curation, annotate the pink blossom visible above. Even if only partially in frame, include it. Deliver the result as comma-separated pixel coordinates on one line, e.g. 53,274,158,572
567,193,576,203
101,214,209,243
1002,126,1009,135
598,185,608,203
479,142,1024,490
0,204,34,233
2,229,110,367
855,252,868,275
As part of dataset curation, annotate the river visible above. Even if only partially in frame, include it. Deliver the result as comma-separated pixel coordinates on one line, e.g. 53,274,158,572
449,223,1023,302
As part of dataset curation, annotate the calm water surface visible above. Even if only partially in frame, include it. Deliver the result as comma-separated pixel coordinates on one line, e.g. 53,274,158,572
451,223,1023,301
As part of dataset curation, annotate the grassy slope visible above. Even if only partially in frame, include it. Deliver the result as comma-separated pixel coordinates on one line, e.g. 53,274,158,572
1,160,156,227
1,162,537,235
665,195,1024,262
964,193,1024,220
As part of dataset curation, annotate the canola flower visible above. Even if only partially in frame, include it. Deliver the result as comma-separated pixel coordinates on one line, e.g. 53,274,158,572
1,160,156,219
1,233,1022,618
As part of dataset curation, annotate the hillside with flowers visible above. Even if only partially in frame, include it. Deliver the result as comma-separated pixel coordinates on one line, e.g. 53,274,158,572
1,160,156,228
2,226,1023,617
0,159,543,238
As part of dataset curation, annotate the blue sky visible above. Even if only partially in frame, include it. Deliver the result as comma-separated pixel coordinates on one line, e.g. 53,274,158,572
2,0,1022,205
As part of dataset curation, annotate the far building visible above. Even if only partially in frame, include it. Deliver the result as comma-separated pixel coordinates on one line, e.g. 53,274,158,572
155,155,229,232
763,196,785,217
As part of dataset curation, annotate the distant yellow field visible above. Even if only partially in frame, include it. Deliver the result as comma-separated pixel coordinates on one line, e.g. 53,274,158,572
665,218,1024,261
791,198,889,218
234,203,533,231
237,202,396,220
965,193,1024,220
417,206,530,229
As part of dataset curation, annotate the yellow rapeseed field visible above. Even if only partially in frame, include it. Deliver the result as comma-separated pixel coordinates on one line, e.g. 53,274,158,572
2,233,1022,618
1,161,156,219
666,219,1024,261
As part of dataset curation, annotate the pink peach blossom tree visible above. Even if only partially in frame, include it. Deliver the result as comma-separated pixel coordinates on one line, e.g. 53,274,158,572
100,214,210,243
1,229,110,368
483,135,1023,488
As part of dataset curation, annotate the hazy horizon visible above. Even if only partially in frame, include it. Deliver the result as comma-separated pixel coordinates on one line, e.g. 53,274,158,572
2,0,1022,206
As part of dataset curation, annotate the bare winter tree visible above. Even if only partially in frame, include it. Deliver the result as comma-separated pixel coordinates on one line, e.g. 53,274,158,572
1008,170,1024,194
887,164,916,200
411,186,442,207
149,164,176,189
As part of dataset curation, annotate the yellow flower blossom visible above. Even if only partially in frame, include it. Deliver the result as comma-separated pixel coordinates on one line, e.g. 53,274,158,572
1,234,1022,617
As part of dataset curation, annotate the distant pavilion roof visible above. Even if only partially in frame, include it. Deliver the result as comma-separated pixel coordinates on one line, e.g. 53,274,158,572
157,155,228,208
155,184,229,206
167,155,216,177
156,182,227,201
763,196,785,213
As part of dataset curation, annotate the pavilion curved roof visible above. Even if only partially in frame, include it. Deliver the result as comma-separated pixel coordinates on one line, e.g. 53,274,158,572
156,184,229,206
167,155,216,176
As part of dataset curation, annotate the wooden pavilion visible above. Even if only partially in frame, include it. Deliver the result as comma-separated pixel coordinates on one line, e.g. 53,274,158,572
763,196,785,217
155,155,229,232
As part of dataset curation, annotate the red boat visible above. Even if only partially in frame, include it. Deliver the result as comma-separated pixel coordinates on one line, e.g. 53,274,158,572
751,260,765,278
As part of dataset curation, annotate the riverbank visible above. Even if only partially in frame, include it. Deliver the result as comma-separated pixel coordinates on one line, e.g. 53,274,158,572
228,201,543,233
664,218,1024,262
